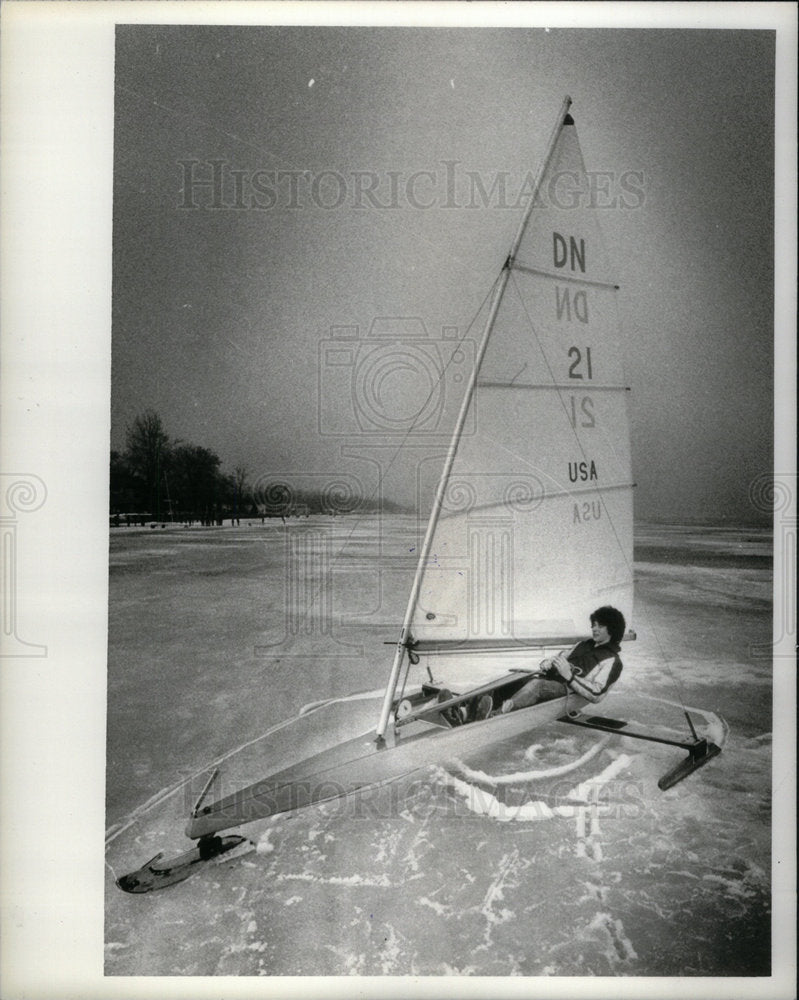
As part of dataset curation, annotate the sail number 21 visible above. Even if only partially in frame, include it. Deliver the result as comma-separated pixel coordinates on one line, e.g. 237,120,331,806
568,347,594,428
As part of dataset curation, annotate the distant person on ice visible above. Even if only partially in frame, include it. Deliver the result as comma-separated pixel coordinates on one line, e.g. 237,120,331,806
499,605,626,714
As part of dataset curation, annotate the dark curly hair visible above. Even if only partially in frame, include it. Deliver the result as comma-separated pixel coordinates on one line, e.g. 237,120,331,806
590,606,627,645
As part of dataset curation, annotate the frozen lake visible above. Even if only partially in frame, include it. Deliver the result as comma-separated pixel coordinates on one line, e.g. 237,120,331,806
104,518,772,976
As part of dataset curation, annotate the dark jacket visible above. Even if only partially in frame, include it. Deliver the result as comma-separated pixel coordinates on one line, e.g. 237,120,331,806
560,639,622,703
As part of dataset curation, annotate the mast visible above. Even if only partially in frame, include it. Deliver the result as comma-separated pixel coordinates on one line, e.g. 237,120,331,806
375,96,574,741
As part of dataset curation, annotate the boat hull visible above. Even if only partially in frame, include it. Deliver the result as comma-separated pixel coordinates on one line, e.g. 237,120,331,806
186,694,572,838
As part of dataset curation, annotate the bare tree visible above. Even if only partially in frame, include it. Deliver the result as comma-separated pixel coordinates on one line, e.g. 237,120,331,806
124,411,170,518
232,465,249,524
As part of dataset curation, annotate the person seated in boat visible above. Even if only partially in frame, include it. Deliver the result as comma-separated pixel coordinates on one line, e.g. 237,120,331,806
498,605,626,714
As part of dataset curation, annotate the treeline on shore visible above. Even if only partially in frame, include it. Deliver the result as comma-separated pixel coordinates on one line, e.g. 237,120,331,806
110,411,402,527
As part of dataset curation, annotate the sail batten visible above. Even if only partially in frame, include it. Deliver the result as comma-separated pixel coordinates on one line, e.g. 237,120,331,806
476,380,629,392
510,261,620,291
436,482,635,522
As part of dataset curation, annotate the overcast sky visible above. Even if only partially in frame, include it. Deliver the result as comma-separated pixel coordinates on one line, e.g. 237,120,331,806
111,26,775,524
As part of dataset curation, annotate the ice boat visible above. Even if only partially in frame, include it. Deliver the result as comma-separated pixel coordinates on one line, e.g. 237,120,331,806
118,97,724,893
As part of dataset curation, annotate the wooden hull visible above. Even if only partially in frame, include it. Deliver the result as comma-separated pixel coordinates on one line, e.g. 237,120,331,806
186,693,571,839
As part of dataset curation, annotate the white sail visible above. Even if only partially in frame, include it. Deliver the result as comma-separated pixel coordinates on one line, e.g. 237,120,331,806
410,105,633,672
375,98,634,733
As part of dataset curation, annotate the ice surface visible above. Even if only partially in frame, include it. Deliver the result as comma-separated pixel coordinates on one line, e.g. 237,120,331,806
105,519,772,976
